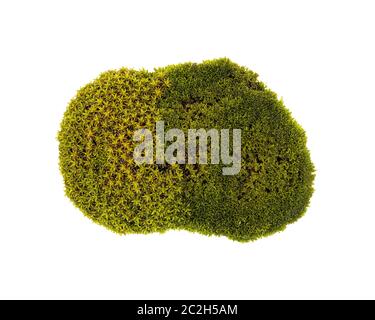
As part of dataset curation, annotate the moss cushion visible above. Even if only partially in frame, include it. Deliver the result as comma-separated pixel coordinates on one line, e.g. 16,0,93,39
58,58,315,242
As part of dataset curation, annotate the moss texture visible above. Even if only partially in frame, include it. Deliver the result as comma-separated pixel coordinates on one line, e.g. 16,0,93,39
58,58,315,242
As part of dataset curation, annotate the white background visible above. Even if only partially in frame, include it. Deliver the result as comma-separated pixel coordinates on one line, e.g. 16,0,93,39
0,0,374,300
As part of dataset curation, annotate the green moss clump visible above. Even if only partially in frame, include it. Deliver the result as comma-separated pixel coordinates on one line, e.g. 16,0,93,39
58,58,315,242
58,68,189,234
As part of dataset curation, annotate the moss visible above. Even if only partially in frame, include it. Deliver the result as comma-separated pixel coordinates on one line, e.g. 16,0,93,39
58,58,315,242
58,68,189,234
